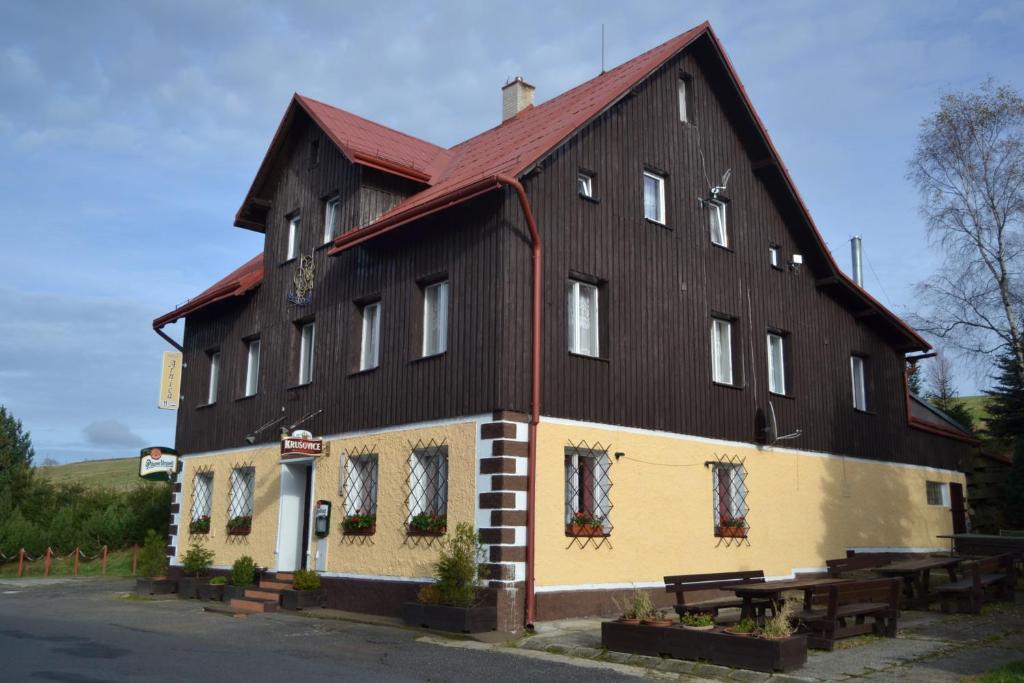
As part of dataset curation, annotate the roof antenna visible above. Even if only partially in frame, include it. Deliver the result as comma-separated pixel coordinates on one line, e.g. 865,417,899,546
601,24,605,74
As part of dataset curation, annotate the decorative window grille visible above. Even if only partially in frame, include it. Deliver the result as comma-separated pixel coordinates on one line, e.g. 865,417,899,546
406,440,448,533
710,454,748,545
228,465,255,520
567,279,599,357
190,469,213,533
926,481,949,507
342,447,379,516
564,440,613,547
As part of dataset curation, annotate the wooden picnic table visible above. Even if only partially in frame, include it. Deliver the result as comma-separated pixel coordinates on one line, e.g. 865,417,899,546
725,577,850,620
875,556,960,610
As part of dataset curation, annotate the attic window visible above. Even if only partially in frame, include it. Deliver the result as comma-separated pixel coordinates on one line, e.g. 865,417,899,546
577,171,594,199
310,139,321,167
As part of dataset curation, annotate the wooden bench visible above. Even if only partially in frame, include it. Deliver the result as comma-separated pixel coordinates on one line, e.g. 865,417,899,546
664,571,771,619
826,553,912,578
793,578,901,651
934,554,1015,614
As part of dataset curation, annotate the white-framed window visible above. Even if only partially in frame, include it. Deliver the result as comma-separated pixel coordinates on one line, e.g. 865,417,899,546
323,196,340,243
408,447,448,520
360,301,381,371
926,481,950,507
711,318,733,385
643,170,665,224
678,77,689,123
286,215,300,260
228,466,255,520
190,471,213,522
567,279,600,357
767,332,786,395
244,338,260,397
343,454,379,516
709,199,728,247
577,171,593,198
207,351,220,404
769,244,781,268
564,447,611,534
712,463,748,528
851,355,868,411
298,322,315,385
422,280,449,357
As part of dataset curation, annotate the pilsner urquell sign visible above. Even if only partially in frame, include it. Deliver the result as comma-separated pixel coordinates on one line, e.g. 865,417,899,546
139,446,180,481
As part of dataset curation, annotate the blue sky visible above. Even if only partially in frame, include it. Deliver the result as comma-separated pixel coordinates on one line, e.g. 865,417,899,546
1,1,1022,463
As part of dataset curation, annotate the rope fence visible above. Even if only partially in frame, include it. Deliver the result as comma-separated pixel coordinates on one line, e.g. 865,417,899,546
0,545,139,578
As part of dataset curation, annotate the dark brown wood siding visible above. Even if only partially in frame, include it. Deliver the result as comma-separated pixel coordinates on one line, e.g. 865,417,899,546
175,114,517,453
505,45,966,470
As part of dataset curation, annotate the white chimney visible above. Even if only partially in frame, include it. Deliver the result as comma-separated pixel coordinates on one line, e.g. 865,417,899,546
850,235,864,287
501,77,535,122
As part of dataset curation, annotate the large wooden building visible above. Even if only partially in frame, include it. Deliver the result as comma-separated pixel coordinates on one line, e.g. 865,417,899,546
154,22,973,630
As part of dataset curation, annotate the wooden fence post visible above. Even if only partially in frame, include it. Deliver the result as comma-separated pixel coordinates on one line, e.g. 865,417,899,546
73,547,80,576
17,549,25,577
131,544,139,576
101,545,108,575
44,547,52,577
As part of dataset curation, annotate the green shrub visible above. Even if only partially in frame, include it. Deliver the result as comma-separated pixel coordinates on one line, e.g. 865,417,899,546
431,522,487,608
416,584,442,605
209,576,227,586
231,555,257,586
680,611,715,627
293,569,321,591
182,541,215,577
137,529,167,577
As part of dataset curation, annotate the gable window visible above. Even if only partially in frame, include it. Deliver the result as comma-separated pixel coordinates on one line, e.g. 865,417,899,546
228,466,255,532
769,244,781,268
342,453,379,529
643,170,665,224
577,171,594,199
360,301,381,371
767,332,786,395
323,196,340,243
298,321,315,385
567,279,600,357
189,471,213,534
286,215,300,260
407,446,448,534
207,351,220,404
712,462,748,536
422,280,449,357
926,481,949,507
709,199,728,247
851,355,868,411
564,446,612,537
678,76,691,123
711,317,733,385
244,338,261,397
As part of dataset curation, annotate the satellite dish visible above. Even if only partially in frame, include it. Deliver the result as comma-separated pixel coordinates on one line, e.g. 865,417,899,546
766,402,779,444
710,168,732,198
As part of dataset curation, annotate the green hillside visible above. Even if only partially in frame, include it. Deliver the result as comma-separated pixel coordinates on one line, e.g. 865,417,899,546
956,395,992,431
36,457,154,491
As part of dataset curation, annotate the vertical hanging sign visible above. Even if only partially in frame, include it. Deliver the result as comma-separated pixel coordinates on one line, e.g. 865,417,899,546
158,351,183,410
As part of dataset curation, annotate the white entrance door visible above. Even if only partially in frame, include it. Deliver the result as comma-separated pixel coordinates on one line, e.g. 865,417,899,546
276,463,309,572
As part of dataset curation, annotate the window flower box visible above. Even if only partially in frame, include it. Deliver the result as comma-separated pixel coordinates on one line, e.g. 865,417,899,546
227,515,252,536
715,517,747,538
189,516,211,535
342,514,376,536
408,513,446,537
566,512,608,537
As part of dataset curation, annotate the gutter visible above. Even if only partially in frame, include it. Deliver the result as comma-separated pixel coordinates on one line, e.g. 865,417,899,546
326,173,543,628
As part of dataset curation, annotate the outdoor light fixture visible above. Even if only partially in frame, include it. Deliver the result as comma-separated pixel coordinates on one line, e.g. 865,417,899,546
788,254,803,273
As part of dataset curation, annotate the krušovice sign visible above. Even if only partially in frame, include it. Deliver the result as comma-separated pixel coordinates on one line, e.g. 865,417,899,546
139,446,180,481
280,437,324,459
158,351,183,410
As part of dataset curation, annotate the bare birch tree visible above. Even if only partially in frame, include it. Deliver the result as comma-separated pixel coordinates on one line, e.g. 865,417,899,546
907,80,1024,384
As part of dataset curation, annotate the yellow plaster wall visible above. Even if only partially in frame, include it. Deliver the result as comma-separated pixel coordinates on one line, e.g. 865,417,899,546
178,420,478,577
313,420,477,577
178,443,280,568
535,421,966,587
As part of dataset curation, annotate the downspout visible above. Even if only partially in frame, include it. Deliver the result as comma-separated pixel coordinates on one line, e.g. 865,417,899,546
494,174,541,629
154,325,184,352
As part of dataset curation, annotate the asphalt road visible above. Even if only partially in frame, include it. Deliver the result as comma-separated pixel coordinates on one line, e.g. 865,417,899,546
0,578,635,682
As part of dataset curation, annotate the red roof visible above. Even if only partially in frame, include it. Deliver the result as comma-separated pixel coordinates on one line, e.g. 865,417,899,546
153,254,262,328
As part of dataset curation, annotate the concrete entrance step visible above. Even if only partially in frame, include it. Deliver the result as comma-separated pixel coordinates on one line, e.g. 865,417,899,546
245,588,283,601
259,580,291,591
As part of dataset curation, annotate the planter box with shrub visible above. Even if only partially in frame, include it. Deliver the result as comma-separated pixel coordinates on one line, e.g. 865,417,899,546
135,577,177,596
401,602,497,633
227,515,252,536
177,576,212,599
407,512,446,537
342,514,376,536
280,569,325,610
197,578,226,601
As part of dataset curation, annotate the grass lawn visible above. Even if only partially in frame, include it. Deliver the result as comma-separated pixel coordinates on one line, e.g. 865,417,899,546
963,662,1024,682
956,395,992,430
0,548,136,578
36,457,156,491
